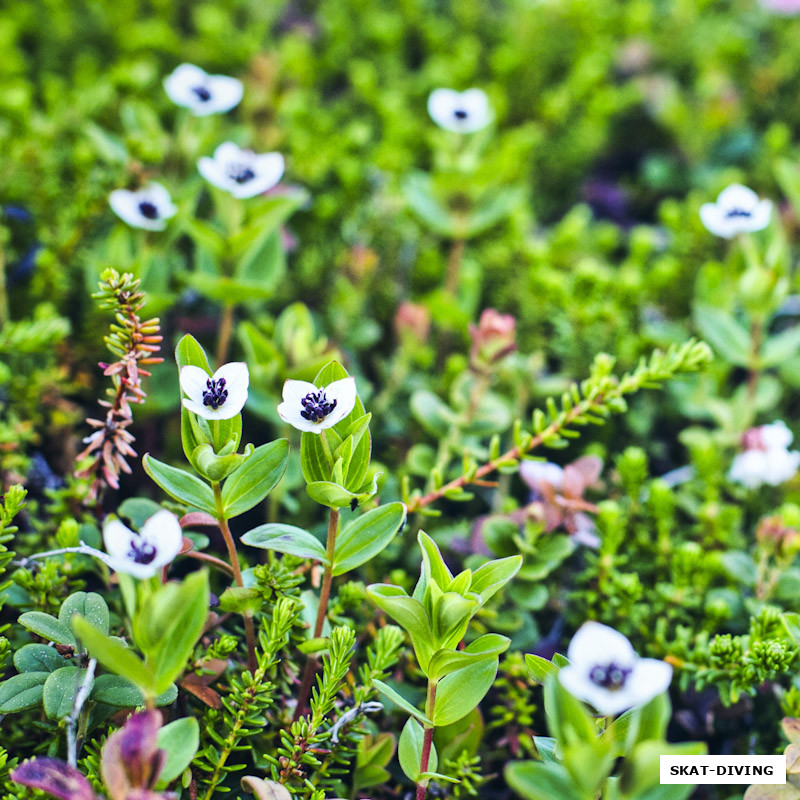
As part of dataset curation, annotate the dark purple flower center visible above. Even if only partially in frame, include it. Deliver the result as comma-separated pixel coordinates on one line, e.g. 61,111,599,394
128,539,157,565
453,108,468,119
725,207,752,219
138,201,159,220
203,377,228,410
227,163,256,184
589,662,632,690
300,390,337,422
192,85,212,102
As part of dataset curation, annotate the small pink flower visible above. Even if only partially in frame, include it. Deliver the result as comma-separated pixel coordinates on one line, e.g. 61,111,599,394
759,0,800,15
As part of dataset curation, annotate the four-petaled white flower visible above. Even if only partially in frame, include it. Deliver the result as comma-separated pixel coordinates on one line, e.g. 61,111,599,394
109,182,177,231
559,622,673,716
427,88,493,134
180,362,249,421
198,142,285,199
699,184,772,239
163,63,243,116
103,510,183,579
277,377,357,433
729,420,800,489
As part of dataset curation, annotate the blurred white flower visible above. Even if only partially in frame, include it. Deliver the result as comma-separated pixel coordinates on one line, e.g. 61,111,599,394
163,63,243,116
109,183,177,231
759,0,800,14
729,421,800,488
427,88,492,133
559,622,673,716
180,362,249,421
103,510,183,579
699,184,772,239
198,142,285,199
277,377,357,433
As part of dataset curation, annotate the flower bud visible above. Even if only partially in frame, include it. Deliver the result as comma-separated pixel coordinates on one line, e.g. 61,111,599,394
469,308,517,366
394,301,431,342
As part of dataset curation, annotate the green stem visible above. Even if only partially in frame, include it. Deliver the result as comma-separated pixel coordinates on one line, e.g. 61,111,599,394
444,238,465,296
415,680,438,800
293,506,339,719
217,303,235,365
0,242,8,327
319,428,334,467
213,481,257,672
747,316,763,416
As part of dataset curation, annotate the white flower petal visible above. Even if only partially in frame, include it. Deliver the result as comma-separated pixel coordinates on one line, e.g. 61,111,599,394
180,365,211,401
212,362,249,417
567,622,635,669
282,379,319,406
163,64,242,116
103,519,137,562
198,156,230,191
322,377,357,425
201,75,244,115
276,402,327,433
699,203,735,238
622,659,673,709
748,199,773,232
729,449,769,488
717,183,760,212
761,420,793,450
558,666,634,716
198,143,284,198
139,510,183,569
213,141,245,163
104,556,160,580
427,88,492,133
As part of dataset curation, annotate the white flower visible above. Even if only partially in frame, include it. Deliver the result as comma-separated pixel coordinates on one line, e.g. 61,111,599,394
729,420,800,488
277,377,357,434
180,362,249,421
559,622,673,716
108,183,177,231
519,461,564,491
198,142,285,199
427,88,493,134
699,184,772,239
163,63,243,116
103,510,183,579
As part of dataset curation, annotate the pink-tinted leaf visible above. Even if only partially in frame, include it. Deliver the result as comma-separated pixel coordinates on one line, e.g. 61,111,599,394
12,758,96,800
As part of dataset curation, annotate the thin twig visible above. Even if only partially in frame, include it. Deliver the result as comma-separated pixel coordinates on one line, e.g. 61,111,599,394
66,658,97,767
13,543,114,570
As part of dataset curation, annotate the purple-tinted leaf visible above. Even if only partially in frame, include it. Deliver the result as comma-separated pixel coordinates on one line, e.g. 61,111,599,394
12,758,96,800
102,710,165,799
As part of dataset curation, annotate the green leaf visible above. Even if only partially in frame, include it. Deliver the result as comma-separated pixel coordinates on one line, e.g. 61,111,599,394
300,430,333,484
185,273,275,304
90,675,177,708
175,334,214,465
234,229,285,293
403,172,456,237
432,658,499,726
18,611,76,646
372,679,432,726
332,502,406,576
142,454,217,515
155,717,200,788
59,592,109,637
43,666,83,720
134,571,210,695
505,761,583,800
410,390,458,437
427,634,510,681
218,586,265,614
306,480,358,508
118,497,164,530
693,304,751,367
543,675,596,748
526,653,560,685
367,585,434,671
14,644,69,673
470,555,523,607
72,616,155,696
241,523,328,562
0,672,49,713
398,717,438,783
762,325,800,368
221,439,289,517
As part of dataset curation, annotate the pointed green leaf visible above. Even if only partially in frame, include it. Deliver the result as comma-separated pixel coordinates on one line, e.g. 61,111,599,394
332,502,406,576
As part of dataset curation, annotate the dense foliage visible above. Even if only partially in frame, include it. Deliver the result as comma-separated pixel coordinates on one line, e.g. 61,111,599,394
4,1,800,799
